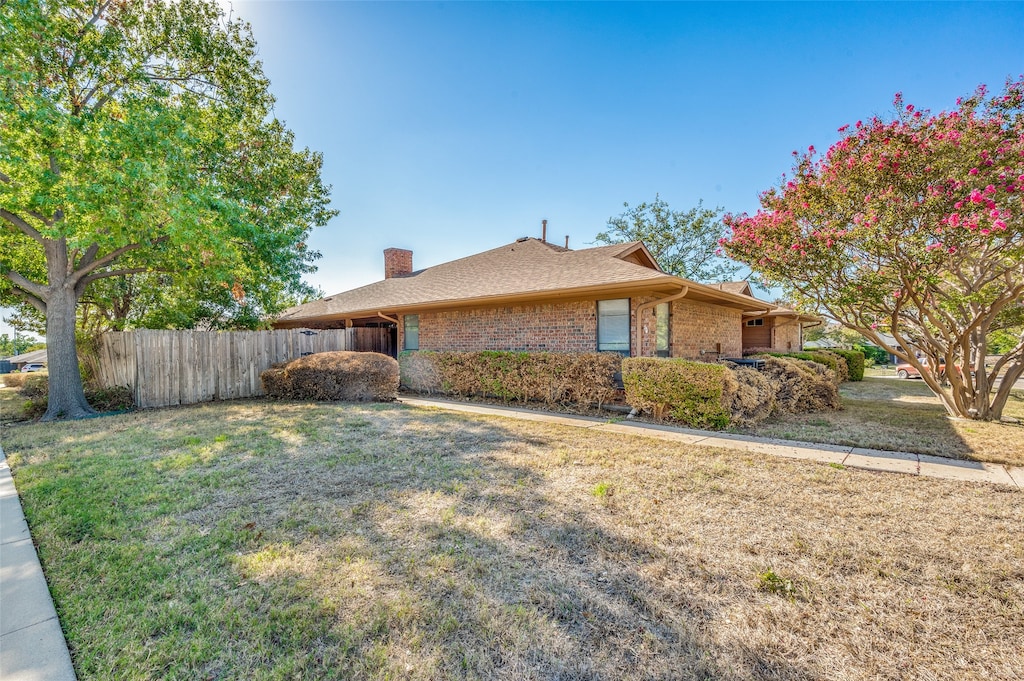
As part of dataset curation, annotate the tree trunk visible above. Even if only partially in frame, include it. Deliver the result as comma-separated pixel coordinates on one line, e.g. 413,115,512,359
42,243,95,421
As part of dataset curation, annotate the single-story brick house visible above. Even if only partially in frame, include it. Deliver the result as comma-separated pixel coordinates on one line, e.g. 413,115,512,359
273,238,817,358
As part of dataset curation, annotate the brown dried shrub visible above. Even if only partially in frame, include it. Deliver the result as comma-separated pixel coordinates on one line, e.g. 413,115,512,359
762,356,841,413
398,352,443,394
401,351,620,407
260,366,291,398
261,351,399,402
721,366,776,425
2,372,29,388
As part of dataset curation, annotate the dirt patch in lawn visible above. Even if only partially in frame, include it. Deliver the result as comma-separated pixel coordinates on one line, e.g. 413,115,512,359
4,400,1022,680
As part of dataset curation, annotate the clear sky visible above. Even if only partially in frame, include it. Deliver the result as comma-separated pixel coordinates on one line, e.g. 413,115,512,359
4,1,1023,338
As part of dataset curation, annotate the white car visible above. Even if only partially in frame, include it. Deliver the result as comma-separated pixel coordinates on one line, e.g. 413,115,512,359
20,363,45,372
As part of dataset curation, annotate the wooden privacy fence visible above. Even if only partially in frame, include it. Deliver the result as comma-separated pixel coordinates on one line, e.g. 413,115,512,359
96,328,393,409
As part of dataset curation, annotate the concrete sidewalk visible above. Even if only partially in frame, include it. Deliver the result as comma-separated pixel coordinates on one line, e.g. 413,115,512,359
400,397,1024,489
0,446,77,681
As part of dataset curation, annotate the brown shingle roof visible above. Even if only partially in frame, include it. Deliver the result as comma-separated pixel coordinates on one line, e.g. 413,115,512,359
275,238,769,324
710,281,753,296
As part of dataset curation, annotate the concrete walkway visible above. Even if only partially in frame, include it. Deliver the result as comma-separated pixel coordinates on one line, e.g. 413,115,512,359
0,446,77,681
400,397,1024,489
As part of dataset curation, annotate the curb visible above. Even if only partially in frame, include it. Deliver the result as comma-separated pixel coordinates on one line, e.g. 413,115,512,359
399,397,1021,489
0,445,77,681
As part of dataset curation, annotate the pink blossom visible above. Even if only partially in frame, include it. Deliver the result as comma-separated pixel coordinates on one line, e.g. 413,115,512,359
994,219,1007,230
969,168,979,175
969,189,983,203
926,242,943,251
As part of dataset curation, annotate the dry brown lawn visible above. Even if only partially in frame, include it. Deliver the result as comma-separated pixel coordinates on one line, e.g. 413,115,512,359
736,373,1024,467
4,400,1022,680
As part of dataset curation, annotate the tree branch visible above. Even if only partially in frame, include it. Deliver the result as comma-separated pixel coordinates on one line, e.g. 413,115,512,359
76,243,101,271
76,267,149,293
69,242,142,283
0,208,45,243
6,270,48,302
10,287,46,315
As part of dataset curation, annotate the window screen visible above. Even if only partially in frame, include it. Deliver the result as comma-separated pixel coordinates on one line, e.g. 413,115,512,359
404,314,419,350
597,299,630,353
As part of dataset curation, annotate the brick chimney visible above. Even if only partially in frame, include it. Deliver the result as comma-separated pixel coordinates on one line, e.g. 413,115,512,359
384,248,413,278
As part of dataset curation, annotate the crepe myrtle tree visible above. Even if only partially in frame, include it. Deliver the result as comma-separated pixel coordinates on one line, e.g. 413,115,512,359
722,80,1024,421
0,0,334,420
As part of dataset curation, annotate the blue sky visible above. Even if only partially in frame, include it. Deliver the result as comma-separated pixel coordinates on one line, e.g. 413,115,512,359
4,1,1023,338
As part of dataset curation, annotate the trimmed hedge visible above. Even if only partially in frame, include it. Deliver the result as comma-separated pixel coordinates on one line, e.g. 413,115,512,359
722,366,775,425
761,356,841,413
622,358,731,429
400,351,620,407
1,372,32,388
262,351,399,402
829,349,865,381
747,349,861,384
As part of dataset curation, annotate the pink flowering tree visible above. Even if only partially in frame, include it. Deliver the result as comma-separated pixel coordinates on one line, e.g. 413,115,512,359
723,80,1024,421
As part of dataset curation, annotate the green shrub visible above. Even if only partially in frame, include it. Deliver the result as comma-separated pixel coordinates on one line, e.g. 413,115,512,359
857,344,889,367
749,350,847,384
829,349,865,381
401,351,621,407
622,358,731,429
262,351,399,402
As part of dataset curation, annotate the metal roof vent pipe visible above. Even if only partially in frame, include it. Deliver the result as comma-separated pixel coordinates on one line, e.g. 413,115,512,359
542,219,547,243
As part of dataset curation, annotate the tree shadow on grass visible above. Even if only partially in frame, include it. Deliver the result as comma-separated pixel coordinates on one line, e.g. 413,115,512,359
207,404,817,680
12,400,819,680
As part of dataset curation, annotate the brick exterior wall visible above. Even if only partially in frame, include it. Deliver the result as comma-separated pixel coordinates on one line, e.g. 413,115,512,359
771,319,803,352
401,301,600,353
399,296,745,360
669,299,743,359
384,248,413,279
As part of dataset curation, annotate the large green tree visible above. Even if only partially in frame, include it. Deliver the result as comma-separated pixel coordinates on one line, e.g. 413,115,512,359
596,195,743,282
723,81,1024,420
0,0,335,419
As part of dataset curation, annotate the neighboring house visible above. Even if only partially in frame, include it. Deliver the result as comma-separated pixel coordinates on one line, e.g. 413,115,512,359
273,238,817,359
2,349,47,372
870,332,903,365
